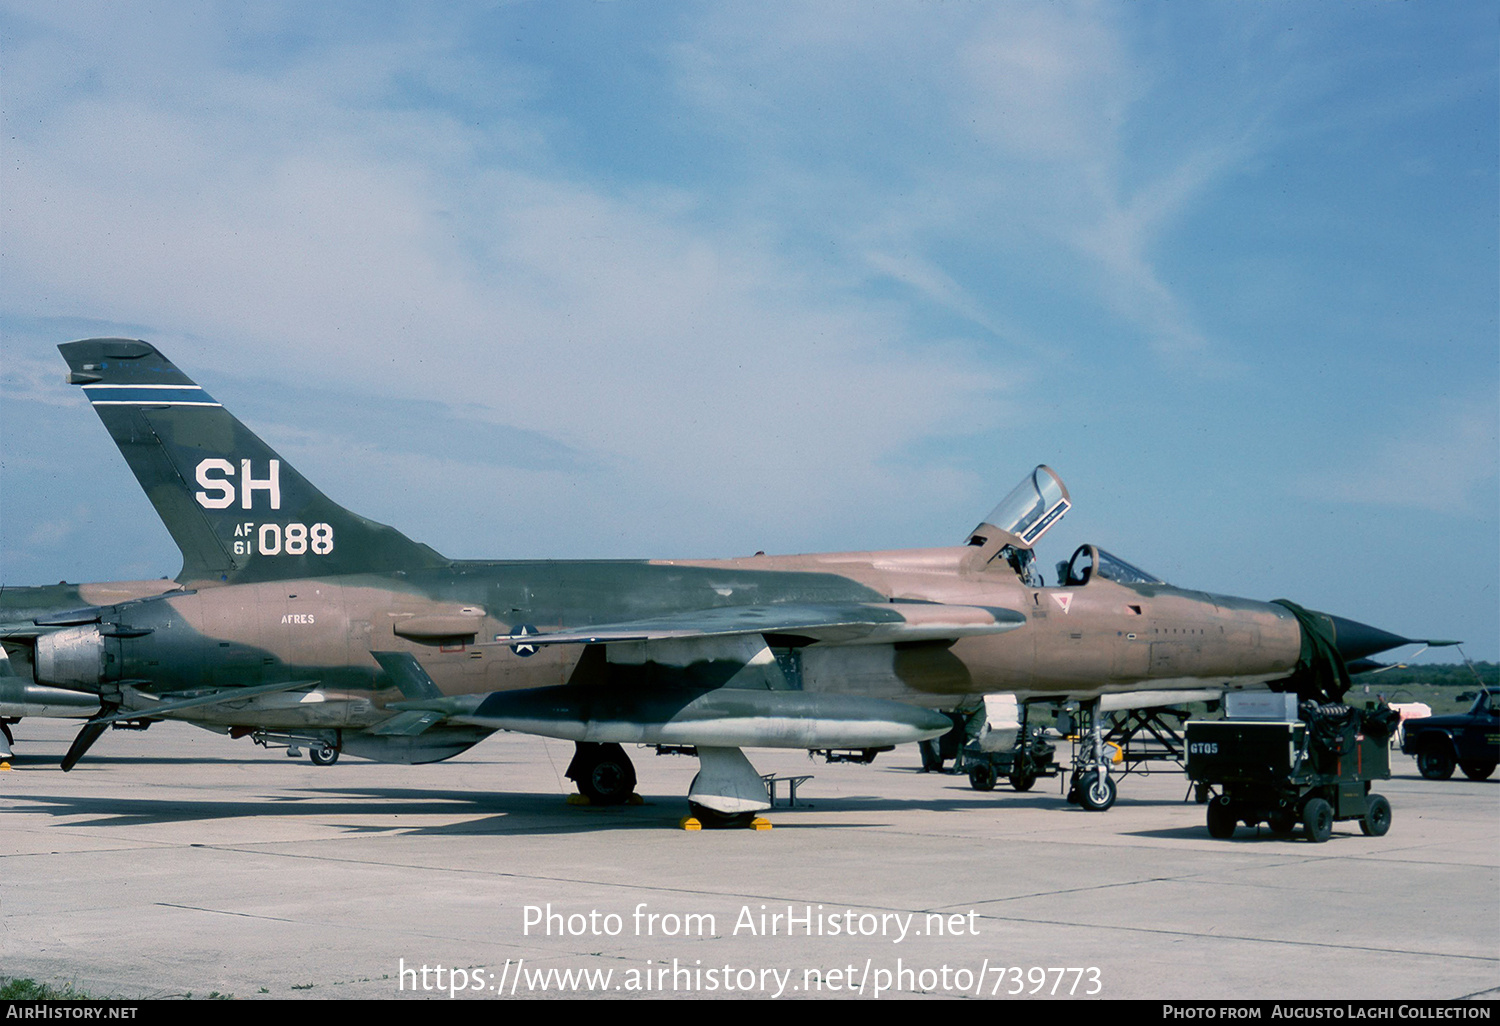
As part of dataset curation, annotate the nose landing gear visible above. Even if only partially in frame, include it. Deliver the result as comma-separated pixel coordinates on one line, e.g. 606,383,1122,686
1065,698,1117,812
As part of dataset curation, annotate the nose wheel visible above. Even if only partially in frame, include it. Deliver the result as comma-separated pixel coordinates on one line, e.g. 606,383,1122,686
1074,768,1117,811
1066,698,1117,811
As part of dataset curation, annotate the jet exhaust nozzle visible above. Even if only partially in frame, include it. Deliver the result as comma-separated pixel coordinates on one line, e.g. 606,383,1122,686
33,625,106,690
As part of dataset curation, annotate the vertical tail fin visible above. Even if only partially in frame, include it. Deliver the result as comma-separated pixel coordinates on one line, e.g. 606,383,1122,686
59,338,449,584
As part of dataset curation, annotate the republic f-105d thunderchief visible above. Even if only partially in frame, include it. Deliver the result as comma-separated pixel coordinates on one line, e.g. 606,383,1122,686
3,338,1441,823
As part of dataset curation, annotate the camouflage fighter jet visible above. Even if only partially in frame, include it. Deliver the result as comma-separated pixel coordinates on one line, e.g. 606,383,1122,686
6,338,1438,823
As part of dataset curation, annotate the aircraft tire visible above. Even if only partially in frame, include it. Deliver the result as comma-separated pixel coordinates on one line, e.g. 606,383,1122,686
576,743,637,806
687,802,755,829
1459,760,1496,781
309,744,339,766
1008,769,1036,792
1302,797,1333,843
1359,794,1392,837
0,721,12,746
1416,744,1455,781
1205,797,1237,839
967,762,996,791
1076,770,1116,812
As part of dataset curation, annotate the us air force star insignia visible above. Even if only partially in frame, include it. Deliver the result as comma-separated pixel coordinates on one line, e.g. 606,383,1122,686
1052,593,1073,613
506,625,538,657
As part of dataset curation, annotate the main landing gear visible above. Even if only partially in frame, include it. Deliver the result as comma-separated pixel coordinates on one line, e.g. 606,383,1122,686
565,741,774,828
566,742,639,805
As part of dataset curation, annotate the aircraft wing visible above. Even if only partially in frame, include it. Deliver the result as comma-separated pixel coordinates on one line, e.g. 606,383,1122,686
481,601,1025,648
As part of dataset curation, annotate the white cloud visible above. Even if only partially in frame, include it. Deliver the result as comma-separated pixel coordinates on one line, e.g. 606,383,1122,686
665,4,1271,374
957,4,1136,163
1,8,1020,555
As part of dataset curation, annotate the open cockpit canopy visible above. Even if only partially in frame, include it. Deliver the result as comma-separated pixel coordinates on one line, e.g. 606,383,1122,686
969,465,1070,549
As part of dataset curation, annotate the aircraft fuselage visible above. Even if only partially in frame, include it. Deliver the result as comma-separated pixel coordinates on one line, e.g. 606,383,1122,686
32,546,1304,729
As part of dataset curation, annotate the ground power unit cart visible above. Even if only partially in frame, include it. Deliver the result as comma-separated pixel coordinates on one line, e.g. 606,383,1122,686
1184,697,1399,842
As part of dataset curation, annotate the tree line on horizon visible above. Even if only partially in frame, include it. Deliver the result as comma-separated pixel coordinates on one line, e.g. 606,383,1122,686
1351,661,1497,689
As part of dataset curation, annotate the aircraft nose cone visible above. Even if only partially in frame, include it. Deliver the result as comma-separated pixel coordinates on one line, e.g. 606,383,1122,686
1325,614,1416,663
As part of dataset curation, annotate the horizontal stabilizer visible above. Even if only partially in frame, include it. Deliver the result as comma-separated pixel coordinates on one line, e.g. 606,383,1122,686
62,717,111,771
483,601,1024,649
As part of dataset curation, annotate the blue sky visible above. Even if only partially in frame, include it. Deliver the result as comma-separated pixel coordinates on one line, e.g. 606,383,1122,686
2,2,1496,661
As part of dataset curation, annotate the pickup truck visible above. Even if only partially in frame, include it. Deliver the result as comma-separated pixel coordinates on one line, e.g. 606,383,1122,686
1400,688,1498,781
